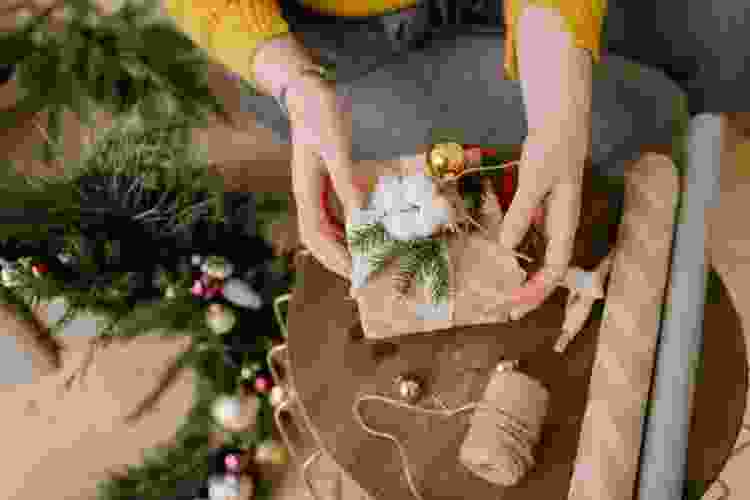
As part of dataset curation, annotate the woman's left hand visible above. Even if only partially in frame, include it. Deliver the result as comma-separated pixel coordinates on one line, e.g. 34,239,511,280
499,137,584,320
499,4,593,320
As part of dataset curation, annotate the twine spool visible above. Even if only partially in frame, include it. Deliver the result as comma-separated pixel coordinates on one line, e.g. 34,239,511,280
459,366,550,486
353,361,549,500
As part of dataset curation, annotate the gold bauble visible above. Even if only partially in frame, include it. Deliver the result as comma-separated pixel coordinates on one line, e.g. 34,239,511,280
395,375,423,404
428,142,466,179
254,440,288,466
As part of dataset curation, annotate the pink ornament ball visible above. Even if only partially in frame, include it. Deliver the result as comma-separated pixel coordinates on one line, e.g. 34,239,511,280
254,375,271,394
191,280,204,296
204,286,223,299
224,454,241,473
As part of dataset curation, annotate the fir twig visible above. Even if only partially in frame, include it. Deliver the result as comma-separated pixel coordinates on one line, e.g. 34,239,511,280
347,221,390,255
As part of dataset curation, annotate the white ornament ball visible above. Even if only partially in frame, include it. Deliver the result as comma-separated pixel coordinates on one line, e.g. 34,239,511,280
269,385,288,408
206,304,237,335
222,279,263,310
191,254,203,267
254,440,288,466
211,394,260,432
208,474,241,500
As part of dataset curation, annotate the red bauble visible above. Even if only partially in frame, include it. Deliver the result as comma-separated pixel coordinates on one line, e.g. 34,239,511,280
31,263,49,276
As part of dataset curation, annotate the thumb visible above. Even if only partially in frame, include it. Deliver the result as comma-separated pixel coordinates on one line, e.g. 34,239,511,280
498,172,551,252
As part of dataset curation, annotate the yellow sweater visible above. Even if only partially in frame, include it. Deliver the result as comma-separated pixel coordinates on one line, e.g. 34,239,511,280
165,0,606,86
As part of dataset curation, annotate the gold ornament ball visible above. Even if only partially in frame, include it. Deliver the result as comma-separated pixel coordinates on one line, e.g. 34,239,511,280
428,142,465,179
496,360,520,373
254,440,288,466
396,375,423,404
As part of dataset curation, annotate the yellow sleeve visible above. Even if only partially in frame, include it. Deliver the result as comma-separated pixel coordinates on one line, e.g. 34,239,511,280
503,0,607,80
163,0,291,86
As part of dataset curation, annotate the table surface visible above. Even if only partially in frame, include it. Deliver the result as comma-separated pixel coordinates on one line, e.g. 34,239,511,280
286,162,747,500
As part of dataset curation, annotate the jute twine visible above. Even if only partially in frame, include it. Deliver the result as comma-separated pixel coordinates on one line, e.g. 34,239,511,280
352,361,550,500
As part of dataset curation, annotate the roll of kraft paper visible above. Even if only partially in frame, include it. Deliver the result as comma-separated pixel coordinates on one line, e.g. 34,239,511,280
459,363,550,486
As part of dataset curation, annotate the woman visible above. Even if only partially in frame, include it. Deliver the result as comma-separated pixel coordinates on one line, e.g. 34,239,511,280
163,0,681,318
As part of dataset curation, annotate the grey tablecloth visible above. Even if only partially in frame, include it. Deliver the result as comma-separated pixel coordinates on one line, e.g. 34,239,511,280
242,30,683,177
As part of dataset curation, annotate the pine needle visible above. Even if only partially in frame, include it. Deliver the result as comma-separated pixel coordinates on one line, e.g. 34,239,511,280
347,222,389,255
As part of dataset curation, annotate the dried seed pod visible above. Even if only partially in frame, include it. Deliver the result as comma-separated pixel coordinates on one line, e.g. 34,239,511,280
393,268,415,298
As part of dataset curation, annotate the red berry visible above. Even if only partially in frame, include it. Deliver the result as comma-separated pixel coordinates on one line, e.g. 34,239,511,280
32,263,48,275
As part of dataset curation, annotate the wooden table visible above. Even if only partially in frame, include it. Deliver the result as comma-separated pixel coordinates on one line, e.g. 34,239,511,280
286,154,747,500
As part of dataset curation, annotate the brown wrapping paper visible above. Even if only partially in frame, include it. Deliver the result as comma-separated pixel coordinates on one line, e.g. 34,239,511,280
566,153,679,500
459,366,550,487
349,154,528,341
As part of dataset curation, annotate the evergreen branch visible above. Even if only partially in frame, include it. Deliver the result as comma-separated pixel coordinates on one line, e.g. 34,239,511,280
347,222,389,255
413,239,450,304
394,242,423,296
365,239,401,277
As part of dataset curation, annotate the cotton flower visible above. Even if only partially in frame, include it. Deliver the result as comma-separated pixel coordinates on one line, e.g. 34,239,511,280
382,209,423,241
372,175,409,216
402,173,438,208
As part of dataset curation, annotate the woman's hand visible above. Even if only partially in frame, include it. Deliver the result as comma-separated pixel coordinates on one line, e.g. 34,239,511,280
254,35,366,279
498,5,593,320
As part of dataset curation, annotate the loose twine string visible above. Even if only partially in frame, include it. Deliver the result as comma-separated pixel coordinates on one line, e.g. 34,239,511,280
351,362,537,500
352,393,479,500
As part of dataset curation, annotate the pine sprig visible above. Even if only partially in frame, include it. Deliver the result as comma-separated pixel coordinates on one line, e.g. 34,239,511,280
347,221,390,255
0,0,233,158
394,242,422,296
351,222,451,304
417,239,450,304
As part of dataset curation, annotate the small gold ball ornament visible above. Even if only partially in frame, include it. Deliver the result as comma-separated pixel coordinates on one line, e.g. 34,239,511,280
496,359,520,373
427,142,466,179
254,440,288,466
395,374,424,404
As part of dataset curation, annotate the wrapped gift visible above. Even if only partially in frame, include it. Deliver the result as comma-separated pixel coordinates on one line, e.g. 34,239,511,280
347,152,532,341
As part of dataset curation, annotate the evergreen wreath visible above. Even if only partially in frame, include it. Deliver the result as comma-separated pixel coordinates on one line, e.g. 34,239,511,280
0,115,293,500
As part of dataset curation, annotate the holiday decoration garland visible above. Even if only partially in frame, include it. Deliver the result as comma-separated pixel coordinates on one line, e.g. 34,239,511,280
0,116,295,500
